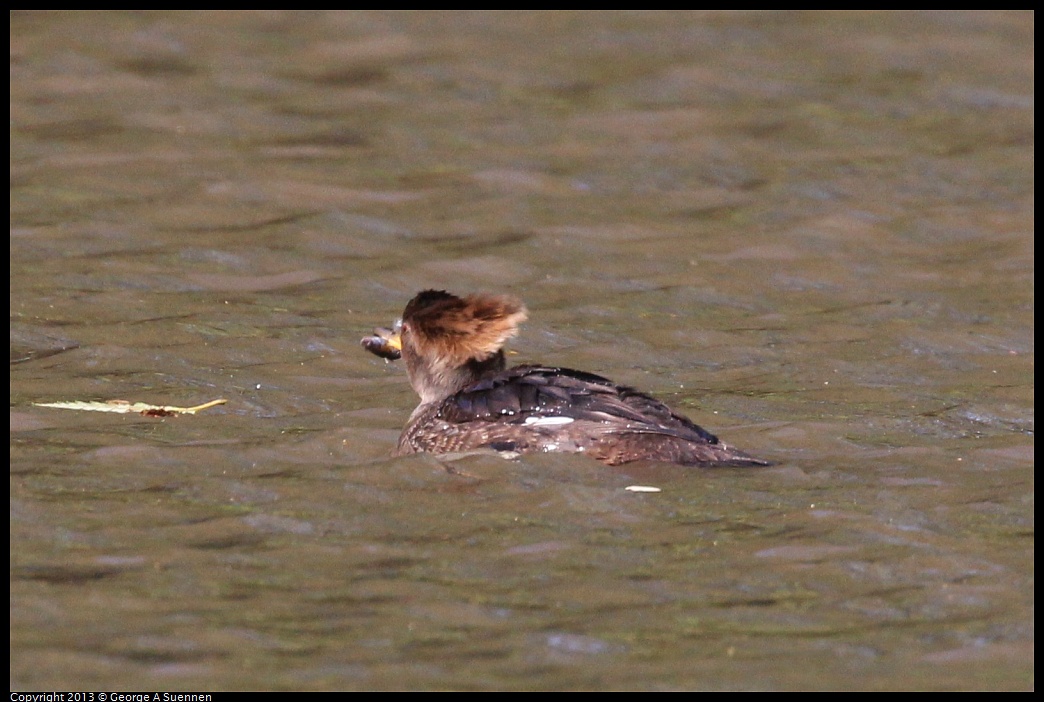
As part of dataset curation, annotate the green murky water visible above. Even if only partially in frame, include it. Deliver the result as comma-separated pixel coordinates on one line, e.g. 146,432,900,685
11,11,1032,690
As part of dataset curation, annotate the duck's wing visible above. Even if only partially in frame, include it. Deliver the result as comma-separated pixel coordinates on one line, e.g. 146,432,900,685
440,365,720,444
427,365,768,467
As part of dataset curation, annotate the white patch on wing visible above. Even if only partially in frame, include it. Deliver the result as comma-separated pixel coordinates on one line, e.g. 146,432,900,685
523,415,575,426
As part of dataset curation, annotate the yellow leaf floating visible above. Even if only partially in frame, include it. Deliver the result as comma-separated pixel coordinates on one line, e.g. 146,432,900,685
34,398,227,416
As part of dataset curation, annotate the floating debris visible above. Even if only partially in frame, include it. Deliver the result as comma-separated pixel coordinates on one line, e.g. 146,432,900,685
624,485,661,493
33,398,227,416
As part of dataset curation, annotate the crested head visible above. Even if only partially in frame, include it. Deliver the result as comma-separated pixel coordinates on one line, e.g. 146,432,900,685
398,290,528,404
401,289,527,367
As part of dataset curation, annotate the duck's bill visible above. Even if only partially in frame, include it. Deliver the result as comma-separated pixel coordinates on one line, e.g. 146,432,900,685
360,321,402,361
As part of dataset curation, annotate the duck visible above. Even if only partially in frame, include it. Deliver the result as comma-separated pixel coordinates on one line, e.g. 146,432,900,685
361,289,769,467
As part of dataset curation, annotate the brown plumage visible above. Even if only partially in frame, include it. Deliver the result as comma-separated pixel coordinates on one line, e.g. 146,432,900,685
361,289,769,467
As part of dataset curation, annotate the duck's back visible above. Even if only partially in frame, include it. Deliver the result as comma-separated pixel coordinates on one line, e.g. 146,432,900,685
398,365,768,466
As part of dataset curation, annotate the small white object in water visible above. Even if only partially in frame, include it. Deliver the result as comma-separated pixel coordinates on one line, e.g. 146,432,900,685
624,485,661,493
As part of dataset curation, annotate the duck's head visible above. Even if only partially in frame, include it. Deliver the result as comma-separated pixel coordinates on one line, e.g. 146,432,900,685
362,290,527,404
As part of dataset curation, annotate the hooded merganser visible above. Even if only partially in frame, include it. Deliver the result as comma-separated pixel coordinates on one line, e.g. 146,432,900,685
361,289,769,467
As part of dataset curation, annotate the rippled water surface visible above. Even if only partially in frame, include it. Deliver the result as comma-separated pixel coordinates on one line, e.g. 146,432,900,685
11,11,1033,691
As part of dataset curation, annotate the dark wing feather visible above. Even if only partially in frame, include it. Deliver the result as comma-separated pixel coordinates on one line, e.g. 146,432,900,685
438,364,721,445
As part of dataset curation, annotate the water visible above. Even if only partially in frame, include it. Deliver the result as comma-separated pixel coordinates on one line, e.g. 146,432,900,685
10,10,1033,690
